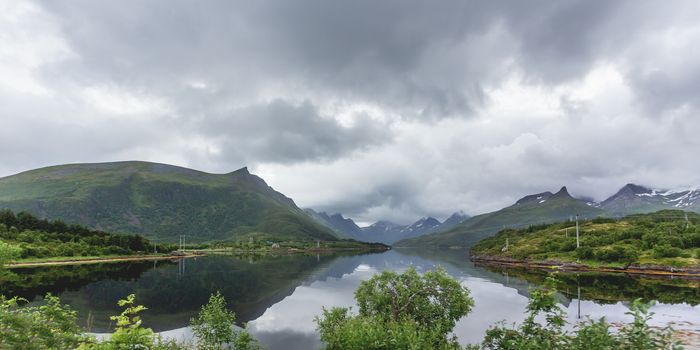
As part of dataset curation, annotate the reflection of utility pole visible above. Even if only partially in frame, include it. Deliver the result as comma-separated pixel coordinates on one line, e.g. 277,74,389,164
577,286,581,319
577,273,581,319
575,215,580,249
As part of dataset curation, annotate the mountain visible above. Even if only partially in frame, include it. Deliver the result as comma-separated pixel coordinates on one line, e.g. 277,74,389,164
396,186,604,248
358,217,442,244
438,211,471,231
306,208,471,244
304,209,362,239
0,161,337,242
600,184,700,216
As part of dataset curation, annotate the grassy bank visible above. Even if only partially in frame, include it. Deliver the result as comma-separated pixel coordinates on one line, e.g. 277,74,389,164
470,210,700,273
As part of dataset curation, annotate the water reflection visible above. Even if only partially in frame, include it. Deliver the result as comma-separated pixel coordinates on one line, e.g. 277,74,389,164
2,249,700,349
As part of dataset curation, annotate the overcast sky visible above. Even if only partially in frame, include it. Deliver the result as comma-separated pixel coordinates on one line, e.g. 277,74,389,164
1,0,700,225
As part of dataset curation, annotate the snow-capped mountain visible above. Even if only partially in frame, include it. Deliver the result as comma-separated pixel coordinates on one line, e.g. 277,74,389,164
600,184,700,216
360,217,442,243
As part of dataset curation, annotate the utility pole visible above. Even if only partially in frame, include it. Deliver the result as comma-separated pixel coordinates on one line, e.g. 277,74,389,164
686,212,690,229
566,228,569,239
575,214,580,249
153,238,157,254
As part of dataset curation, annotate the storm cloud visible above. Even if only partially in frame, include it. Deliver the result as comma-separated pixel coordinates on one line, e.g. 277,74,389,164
1,0,699,224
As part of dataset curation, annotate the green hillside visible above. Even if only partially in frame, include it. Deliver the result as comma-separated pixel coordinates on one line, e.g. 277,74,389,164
0,161,337,242
396,187,604,248
471,210,700,267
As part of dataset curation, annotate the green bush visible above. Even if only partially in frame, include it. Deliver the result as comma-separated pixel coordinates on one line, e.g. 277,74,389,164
190,292,261,350
475,276,682,350
593,246,639,263
0,294,86,349
574,246,593,260
652,245,683,259
316,267,473,349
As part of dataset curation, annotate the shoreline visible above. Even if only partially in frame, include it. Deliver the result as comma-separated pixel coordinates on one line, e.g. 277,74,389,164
471,254,700,278
5,253,205,268
4,246,390,268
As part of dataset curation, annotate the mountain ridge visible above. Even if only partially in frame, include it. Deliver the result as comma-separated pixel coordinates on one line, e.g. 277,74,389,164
0,161,337,243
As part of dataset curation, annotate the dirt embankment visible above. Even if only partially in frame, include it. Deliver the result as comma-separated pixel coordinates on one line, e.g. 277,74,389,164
471,254,700,278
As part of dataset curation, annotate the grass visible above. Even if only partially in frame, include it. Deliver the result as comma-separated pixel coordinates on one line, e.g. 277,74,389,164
471,210,700,269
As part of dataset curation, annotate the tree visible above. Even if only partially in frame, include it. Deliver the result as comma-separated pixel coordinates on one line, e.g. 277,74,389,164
316,267,473,349
190,292,262,350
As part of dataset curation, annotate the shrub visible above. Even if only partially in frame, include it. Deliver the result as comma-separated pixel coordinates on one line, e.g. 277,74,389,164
475,276,681,350
316,267,473,349
574,246,594,260
190,292,261,350
594,246,639,263
652,244,683,259
0,294,86,349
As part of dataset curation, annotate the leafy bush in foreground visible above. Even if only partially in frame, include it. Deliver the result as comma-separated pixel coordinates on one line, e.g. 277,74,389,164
317,269,683,350
0,292,262,350
476,276,681,350
316,267,473,349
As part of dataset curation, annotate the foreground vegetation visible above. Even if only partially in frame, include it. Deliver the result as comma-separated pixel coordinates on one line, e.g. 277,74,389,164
0,292,262,350
316,268,682,350
472,210,700,268
0,267,684,349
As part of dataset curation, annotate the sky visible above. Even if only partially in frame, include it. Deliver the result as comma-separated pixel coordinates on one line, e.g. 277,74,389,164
1,0,700,225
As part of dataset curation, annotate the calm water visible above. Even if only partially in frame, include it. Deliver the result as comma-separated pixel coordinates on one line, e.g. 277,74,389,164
3,249,700,348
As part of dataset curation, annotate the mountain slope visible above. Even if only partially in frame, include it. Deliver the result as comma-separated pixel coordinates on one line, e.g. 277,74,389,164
0,161,337,242
601,184,700,216
396,187,604,248
304,209,362,239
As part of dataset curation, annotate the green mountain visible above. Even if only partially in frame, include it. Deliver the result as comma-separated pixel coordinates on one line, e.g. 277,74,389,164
396,187,604,248
0,161,337,242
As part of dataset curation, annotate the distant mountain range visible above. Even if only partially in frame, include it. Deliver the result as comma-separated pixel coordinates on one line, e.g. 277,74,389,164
0,161,337,243
397,184,700,248
0,161,697,248
304,209,470,244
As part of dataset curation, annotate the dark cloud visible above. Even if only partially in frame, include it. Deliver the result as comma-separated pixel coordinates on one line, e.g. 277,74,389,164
195,99,389,164
1,0,700,223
